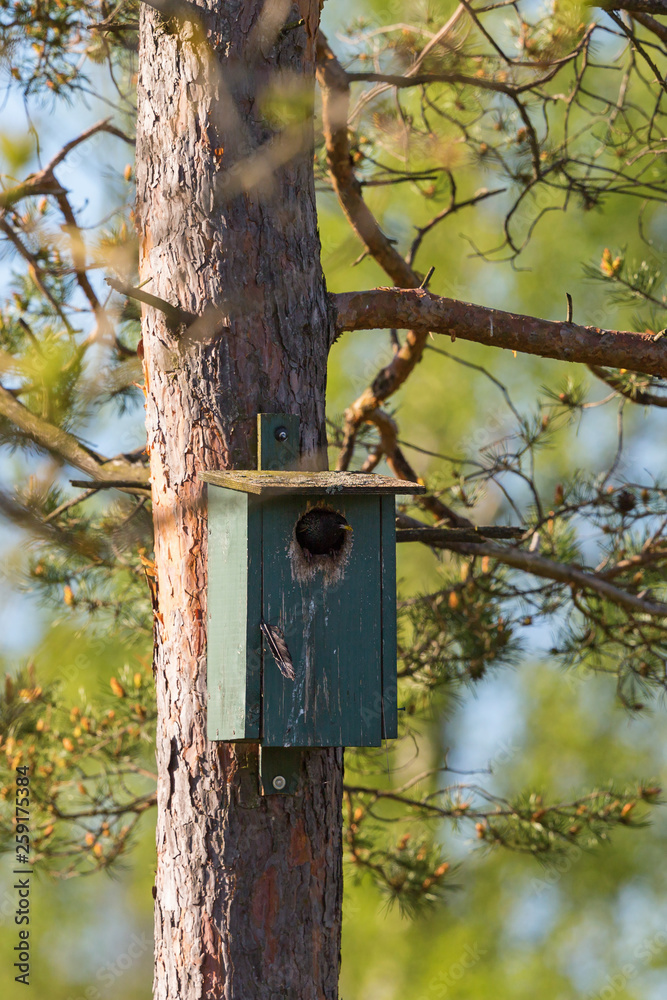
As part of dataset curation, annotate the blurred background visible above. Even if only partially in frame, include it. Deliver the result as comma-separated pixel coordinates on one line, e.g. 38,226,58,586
1,0,666,998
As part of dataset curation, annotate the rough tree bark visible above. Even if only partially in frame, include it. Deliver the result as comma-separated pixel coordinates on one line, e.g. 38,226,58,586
135,2,342,997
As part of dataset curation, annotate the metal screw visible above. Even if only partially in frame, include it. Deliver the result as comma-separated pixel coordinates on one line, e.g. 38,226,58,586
274,426,288,443
272,775,286,791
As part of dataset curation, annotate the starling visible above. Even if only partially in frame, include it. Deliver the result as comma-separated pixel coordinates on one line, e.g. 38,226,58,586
295,509,353,556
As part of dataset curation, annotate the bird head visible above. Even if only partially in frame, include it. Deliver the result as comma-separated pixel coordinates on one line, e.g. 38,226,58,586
295,508,353,557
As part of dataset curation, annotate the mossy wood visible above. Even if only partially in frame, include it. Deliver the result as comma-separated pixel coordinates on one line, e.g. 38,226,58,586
200,470,421,495
204,428,422,748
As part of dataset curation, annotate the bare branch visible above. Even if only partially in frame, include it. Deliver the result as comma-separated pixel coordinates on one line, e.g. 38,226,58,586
317,33,436,474
69,479,151,496
337,405,473,527
397,528,667,617
0,120,132,211
599,0,667,13
316,33,419,289
332,288,667,378
0,384,149,485
630,10,667,44
396,512,524,541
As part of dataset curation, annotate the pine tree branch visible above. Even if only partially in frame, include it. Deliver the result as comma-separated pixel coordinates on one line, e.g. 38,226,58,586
0,384,149,485
54,189,106,325
605,10,667,96
396,527,667,617
588,366,667,407
597,546,667,580
332,288,667,378
0,219,73,327
346,63,569,95
0,489,99,553
342,21,593,97
0,120,131,211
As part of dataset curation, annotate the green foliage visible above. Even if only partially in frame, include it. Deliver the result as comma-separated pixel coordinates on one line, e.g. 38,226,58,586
0,660,155,877
22,491,153,638
399,567,523,690
346,821,457,919
0,0,139,95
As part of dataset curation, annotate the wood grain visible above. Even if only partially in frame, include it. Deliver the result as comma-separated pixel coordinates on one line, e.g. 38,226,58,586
261,494,383,747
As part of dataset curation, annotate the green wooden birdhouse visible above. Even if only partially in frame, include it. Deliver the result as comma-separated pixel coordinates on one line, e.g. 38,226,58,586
201,423,423,751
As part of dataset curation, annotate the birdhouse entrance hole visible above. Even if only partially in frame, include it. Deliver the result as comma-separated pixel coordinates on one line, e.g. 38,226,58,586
290,504,354,586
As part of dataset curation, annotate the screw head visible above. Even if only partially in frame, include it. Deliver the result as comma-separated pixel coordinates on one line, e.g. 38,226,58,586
272,774,286,791
274,426,289,443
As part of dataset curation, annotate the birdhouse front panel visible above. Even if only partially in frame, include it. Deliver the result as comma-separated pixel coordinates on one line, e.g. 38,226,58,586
202,471,424,748
261,493,383,747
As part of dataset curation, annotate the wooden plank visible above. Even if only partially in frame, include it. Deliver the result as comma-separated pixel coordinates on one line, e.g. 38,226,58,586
258,413,300,471
199,470,425,495
261,494,383,747
380,495,398,740
207,488,253,740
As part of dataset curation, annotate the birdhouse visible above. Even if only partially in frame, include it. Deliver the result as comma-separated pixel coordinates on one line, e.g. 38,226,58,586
201,463,423,750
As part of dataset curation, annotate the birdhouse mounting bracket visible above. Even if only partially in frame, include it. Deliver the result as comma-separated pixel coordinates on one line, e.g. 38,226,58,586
257,413,304,796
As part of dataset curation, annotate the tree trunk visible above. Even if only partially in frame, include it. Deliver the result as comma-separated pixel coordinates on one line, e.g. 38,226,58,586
135,3,342,997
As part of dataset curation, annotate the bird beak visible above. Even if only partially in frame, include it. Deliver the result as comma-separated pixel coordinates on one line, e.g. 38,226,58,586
342,524,353,532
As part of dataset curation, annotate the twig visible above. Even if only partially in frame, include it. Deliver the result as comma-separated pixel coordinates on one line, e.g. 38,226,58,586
397,528,667,617
106,277,197,331
588,365,667,408
69,479,151,494
395,513,524,541
44,489,99,522
420,266,435,289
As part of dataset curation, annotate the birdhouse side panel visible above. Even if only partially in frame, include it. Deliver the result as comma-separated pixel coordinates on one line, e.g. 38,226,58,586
260,494,383,747
380,495,398,739
206,488,261,740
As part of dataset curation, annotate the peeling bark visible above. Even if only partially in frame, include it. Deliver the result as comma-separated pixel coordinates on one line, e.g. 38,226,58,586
135,2,341,997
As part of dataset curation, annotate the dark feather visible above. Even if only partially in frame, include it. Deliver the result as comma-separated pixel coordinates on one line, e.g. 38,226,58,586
260,620,295,680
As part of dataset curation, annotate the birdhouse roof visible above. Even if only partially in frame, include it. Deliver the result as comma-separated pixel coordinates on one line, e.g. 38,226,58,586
199,470,426,496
